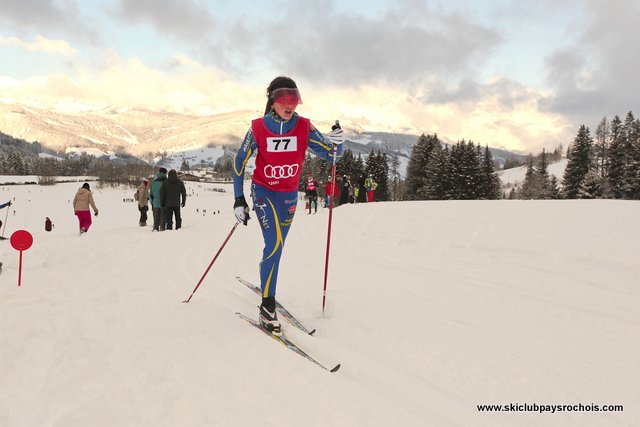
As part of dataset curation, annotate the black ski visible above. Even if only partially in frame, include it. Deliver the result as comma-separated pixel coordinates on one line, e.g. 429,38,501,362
236,312,340,373
236,276,316,335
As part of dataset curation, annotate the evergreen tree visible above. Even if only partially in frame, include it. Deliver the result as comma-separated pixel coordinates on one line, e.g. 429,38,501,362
420,142,449,199
580,170,603,198
622,113,640,198
548,176,561,199
520,155,536,199
562,125,593,198
594,117,609,180
336,149,360,182
388,152,402,201
405,134,440,200
449,141,481,200
503,157,525,169
607,115,625,198
7,150,26,174
373,151,390,201
619,112,637,198
0,152,7,174
536,149,553,199
480,145,501,199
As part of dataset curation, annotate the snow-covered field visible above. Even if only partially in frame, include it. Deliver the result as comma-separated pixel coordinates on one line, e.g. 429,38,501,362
0,179,638,426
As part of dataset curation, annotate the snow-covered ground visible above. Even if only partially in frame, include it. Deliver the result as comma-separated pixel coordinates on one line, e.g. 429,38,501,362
0,179,638,426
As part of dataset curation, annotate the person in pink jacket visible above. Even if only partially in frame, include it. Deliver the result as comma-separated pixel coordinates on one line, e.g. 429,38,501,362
73,183,99,233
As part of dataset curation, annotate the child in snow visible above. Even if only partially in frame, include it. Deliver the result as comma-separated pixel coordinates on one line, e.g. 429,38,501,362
232,76,344,335
135,178,150,226
305,174,319,214
73,183,99,233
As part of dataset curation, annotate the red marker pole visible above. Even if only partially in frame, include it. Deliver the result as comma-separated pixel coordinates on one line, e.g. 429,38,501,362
18,251,23,286
10,230,33,287
182,222,239,303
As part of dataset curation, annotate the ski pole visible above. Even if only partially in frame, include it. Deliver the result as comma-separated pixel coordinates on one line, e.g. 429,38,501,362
1,205,9,239
322,120,340,313
182,221,239,303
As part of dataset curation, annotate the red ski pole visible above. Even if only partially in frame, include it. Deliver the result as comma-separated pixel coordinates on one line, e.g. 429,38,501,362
183,222,239,303
322,120,340,313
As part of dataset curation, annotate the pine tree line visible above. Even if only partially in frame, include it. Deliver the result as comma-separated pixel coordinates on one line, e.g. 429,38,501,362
404,134,501,200
1,144,154,185
561,111,640,199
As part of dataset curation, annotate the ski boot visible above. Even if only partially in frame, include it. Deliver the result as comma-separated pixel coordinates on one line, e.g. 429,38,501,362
259,297,282,336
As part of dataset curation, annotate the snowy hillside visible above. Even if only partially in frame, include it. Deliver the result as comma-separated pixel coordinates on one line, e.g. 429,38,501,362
0,180,637,426
0,103,255,157
499,158,568,187
1,102,528,179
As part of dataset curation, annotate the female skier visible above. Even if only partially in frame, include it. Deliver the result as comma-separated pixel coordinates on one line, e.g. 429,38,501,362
233,76,344,336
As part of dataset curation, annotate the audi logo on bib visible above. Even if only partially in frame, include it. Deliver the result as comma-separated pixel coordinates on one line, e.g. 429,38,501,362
264,164,299,179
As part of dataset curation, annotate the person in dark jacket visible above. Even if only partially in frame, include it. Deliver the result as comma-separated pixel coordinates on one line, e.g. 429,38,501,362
160,169,187,230
339,174,351,206
356,174,367,203
149,167,167,231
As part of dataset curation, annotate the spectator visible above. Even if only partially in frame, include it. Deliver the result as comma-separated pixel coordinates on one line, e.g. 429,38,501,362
160,169,187,230
305,174,319,214
339,174,351,206
135,178,150,226
365,174,378,202
356,174,367,203
324,176,337,208
149,167,167,231
73,183,99,234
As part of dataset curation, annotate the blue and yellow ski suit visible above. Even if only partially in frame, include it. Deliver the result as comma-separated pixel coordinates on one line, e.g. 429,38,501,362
233,112,342,298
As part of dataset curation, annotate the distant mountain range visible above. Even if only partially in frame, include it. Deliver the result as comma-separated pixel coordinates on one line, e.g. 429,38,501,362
0,102,527,171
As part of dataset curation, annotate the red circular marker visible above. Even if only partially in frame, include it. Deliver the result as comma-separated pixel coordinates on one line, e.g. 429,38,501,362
10,230,33,251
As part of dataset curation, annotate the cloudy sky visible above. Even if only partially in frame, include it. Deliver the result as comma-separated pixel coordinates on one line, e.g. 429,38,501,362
1,0,639,153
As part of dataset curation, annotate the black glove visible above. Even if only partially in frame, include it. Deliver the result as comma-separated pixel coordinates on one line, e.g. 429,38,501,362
331,120,341,131
181,201,185,208
7,201,12,206
234,196,250,225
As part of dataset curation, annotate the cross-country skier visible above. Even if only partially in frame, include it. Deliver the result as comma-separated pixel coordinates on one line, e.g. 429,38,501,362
232,76,344,336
